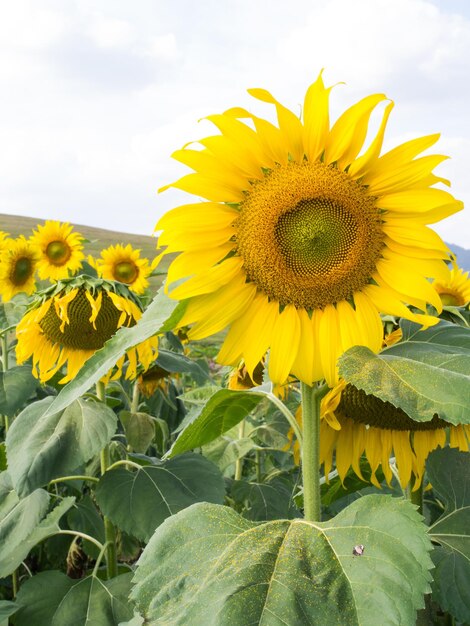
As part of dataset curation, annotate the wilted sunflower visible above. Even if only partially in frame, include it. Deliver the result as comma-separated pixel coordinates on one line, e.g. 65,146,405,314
318,381,470,490
156,72,462,386
31,220,85,281
92,244,152,295
0,236,39,301
433,264,470,307
16,276,157,384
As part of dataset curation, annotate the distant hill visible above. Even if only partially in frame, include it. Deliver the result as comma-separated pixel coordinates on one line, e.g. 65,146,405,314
0,213,168,292
447,243,470,272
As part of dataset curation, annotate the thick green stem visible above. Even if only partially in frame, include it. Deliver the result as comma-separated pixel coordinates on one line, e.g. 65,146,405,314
300,382,327,522
96,381,118,579
131,381,140,413
234,420,246,481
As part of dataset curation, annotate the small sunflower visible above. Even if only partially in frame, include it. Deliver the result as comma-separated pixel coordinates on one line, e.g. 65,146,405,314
31,220,85,281
319,381,470,491
137,364,172,397
157,72,462,386
433,264,470,307
16,276,158,384
92,244,152,295
0,236,39,301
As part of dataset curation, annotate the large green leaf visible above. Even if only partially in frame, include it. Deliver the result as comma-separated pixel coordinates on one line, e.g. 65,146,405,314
95,453,225,542
67,495,105,559
15,571,134,626
0,495,74,577
36,287,184,421
167,388,264,458
131,496,433,625
119,411,155,453
0,366,38,417
338,320,470,424
0,473,49,563
0,601,19,621
154,348,209,379
427,447,470,623
6,397,117,496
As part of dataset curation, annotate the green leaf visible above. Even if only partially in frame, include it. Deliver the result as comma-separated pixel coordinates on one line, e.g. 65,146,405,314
0,601,19,620
0,495,74,577
155,349,209,379
230,478,300,520
37,287,184,421
202,434,255,473
131,496,433,626
167,388,264,458
120,410,155,453
6,397,117,496
67,495,105,560
0,472,49,559
0,366,38,417
0,296,29,330
95,453,225,542
15,571,134,626
427,447,470,623
338,320,470,424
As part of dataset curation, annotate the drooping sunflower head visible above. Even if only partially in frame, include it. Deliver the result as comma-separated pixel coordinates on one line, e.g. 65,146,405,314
137,364,172,397
0,236,39,301
433,263,470,307
319,381,470,490
16,276,158,384
157,72,462,386
30,220,85,281
91,244,151,295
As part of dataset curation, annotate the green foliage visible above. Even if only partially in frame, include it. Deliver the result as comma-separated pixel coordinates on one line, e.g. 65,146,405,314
338,320,470,424
230,478,301,520
167,388,265,457
95,453,225,542
67,495,106,560
0,366,38,417
6,397,117,496
427,447,470,623
15,571,134,626
131,496,433,626
119,411,155,453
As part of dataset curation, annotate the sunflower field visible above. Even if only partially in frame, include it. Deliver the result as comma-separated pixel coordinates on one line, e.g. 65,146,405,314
1,75,470,626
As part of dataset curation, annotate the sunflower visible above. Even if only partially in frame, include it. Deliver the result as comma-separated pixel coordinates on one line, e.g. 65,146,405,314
318,381,470,491
91,244,151,295
0,236,39,301
0,231,10,250
433,264,470,307
16,276,158,384
30,220,85,281
156,72,462,386
137,364,172,397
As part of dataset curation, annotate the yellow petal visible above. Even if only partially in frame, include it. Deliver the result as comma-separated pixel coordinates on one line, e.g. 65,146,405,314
268,304,301,384
348,101,394,178
290,308,315,385
171,149,249,189
318,304,342,387
156,202,238,233
366,155,448,195
169,256,244,300
159,173,244,203
324,94,388,169
303,70,333,162
166,244,234,289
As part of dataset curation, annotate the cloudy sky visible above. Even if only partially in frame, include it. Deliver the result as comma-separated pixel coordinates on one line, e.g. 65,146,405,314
1,0,469,248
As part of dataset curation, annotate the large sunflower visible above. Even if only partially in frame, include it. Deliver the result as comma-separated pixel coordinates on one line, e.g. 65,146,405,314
0,236,39,301
318,381,470,490
156,73,462,386
16,276,157,384
92,244,151,295
433,263,470,307
31,220,85,281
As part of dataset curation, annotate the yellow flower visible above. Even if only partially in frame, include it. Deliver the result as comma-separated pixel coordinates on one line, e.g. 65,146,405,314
228,361,264,390
0,236,39,301
31,221,85,281
16,276,158,384
433,264,470,307
137,364,172,397
156,72,461,386
92,244,151,295
0,232,10,250
319,382,470,491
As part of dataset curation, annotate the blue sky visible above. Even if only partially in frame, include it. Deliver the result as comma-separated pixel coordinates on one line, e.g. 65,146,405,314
1,0,469,248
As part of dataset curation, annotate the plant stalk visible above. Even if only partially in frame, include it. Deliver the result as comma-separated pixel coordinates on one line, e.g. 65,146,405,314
300,382,327,522
96,381,118,579
234,419,246,481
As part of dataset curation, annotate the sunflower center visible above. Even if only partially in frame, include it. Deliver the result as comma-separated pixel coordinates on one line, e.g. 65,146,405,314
338,384,449,431
12,257,33,285
237,161,385,309
114,261,138,283
46,241,71,265
39,288,135,350
439,291,465,307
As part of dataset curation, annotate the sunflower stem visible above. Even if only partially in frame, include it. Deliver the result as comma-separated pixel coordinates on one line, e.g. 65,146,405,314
1,332,9,371
234,419,246,481
96,381,118,579
300,382,327,522
131,381,140,413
